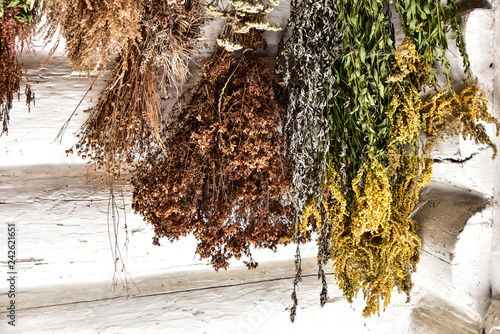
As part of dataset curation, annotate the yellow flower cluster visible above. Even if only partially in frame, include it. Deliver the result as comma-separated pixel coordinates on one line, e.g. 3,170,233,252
387,37,428,89
299,167,346,237
322,167,347,230
351,159,392,241
422,81,499,158
388,86,421,145
300,197,321,237
388,38,428,145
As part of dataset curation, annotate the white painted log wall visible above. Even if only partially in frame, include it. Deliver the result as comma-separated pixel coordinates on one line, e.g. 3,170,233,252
0,1,499,333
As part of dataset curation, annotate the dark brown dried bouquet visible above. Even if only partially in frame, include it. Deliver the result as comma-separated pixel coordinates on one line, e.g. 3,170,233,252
0,0,40,135
132,30,293,270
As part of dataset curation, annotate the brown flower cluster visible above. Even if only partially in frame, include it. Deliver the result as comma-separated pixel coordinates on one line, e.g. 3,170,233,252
0,2,38,135
132,31,293,270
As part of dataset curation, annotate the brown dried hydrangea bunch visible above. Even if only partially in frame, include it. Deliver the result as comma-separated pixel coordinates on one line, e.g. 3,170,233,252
42,0,142,74
132,30,293,270
0,0,39,135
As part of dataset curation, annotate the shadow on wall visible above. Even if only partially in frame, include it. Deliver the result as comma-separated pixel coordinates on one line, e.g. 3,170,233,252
410,182,491,334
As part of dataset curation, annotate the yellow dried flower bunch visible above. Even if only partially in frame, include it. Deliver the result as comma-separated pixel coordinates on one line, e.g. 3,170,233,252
387,37,429,88
300,198,321,237
388,38,429,145
387,38,433,217
299,166,347,238
351,160,392,241
322,168,347,231
388,87,421,145
422,81,500,159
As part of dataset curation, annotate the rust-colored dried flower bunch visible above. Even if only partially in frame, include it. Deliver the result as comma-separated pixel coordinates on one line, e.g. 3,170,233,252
0,0,39,135
42,0,142,74
141,0,206,94
132,30,293,270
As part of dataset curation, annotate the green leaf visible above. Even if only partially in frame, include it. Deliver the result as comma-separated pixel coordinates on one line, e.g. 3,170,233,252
423,3,430,14
360,46,366,65
6,0,21,8
16,13,30,24
378,82,385,99
367,93,374,106
409,19,416,33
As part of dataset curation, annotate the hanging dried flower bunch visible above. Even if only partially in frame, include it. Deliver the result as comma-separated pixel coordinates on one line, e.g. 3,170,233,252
277,0,341,216
132,2,293,270
319,0,409,318
74,41,163,178
73,0,206,179
288,0,499,320
276,0,342,319
0,0,39,135
207,0,281,51
141,0,206,94
41,0,142,74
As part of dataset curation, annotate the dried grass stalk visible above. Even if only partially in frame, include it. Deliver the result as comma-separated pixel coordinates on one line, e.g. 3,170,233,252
75,41,163,179
42,0,142,74
73,0,206,179
141,0,206,94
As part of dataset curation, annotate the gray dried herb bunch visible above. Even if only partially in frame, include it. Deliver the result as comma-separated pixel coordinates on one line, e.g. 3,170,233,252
277,0,341,227
41,0,142,74
276,0,342,321
141,0,206,94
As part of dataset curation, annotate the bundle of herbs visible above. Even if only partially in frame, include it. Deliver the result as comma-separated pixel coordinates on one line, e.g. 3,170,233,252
65,0,206,292
290,0,500,320
73,0,206,180
132,1,294,270
141,0,205,94
0,0,40,135
74,41,163,179
41,0,142,74
276,0,342,319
